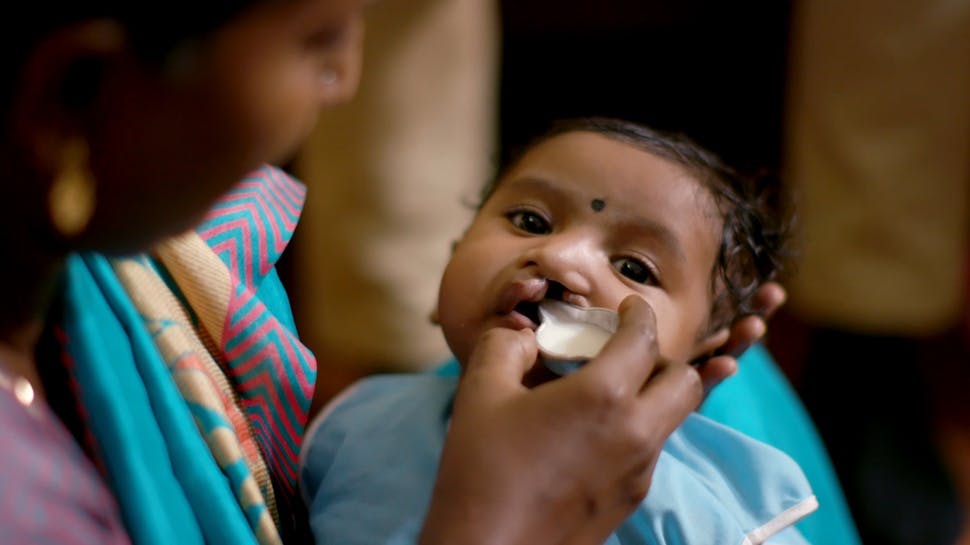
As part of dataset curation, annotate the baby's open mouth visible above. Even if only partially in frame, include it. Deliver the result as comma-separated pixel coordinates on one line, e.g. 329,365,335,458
510,281,566,327
513,300,541,325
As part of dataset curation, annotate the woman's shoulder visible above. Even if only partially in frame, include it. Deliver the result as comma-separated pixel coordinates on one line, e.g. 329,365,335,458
0,390,130,544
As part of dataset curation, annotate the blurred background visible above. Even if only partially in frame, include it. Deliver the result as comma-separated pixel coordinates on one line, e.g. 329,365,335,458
283,1,970,544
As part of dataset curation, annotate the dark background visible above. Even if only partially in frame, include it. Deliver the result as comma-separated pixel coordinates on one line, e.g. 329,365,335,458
497,0,791,173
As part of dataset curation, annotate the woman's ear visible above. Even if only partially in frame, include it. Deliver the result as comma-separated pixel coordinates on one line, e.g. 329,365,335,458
689,327,730,365
12,20,125,174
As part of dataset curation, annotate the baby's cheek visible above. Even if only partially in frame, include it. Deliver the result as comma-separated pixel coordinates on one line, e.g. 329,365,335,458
436,283,476,363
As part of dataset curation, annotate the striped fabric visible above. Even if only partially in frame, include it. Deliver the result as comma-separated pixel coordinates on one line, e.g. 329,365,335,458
158,166,315,534
55,165,315,544
112,252,281,545
196,167,313,505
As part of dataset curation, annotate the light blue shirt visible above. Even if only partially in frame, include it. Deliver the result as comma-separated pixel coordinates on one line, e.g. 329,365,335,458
300,373,817,545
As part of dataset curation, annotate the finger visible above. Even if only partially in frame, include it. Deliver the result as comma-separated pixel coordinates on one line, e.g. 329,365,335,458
751,282,787,319
696,354,738,394
715,283,784,359
576,295,658,394
455,328,537,410
719,314,766,358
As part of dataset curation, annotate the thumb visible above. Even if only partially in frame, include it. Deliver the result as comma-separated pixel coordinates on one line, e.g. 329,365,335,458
454,328,537,411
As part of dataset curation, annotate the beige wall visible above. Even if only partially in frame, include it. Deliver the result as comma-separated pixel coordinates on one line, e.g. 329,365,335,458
292,0,499,372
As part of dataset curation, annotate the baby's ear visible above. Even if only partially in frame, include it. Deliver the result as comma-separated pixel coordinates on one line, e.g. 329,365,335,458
689,327,730,365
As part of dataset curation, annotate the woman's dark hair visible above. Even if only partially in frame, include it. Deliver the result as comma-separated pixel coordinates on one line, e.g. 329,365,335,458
2,0,264,109
479,117,793,331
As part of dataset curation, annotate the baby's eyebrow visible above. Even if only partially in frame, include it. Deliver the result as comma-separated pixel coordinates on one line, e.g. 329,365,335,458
503,176,564,195
498,176,574,208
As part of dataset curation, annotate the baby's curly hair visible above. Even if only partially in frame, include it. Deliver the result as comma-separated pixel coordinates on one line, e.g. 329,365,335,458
480,117,793,332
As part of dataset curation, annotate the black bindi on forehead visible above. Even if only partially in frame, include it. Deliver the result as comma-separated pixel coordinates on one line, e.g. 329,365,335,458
590,198,606,212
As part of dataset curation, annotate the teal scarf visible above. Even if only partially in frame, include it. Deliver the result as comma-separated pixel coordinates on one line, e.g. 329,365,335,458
61,253,258,545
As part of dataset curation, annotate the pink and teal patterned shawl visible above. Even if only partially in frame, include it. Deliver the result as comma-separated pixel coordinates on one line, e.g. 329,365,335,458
59,165,315,544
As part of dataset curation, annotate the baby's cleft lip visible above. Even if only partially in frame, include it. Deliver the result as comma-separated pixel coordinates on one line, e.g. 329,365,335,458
495,277,549,330
496,277,548,316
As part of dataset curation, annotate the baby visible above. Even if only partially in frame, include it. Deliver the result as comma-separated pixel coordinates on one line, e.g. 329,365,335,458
300,118,817,544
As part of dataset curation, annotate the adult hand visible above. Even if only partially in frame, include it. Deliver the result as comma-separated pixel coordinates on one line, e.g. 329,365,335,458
419,296,702,545
697,281,787,392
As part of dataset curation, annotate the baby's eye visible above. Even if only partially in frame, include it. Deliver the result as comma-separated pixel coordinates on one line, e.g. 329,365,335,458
508,210,551,234
612,257,658,285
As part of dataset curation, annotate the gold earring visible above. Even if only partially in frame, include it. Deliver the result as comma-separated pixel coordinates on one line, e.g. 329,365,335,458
49,139,96,238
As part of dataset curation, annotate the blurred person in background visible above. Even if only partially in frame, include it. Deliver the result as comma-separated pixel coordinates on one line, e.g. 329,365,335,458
777,1,970,544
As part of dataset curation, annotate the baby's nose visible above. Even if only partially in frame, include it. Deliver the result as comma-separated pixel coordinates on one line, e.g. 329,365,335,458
524,237,596,299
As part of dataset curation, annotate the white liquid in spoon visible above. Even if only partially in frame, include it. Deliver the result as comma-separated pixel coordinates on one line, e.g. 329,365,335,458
538,320,613,359
536,301,619,375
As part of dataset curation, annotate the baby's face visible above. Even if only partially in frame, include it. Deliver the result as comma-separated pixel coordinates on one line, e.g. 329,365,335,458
437,131,726,368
